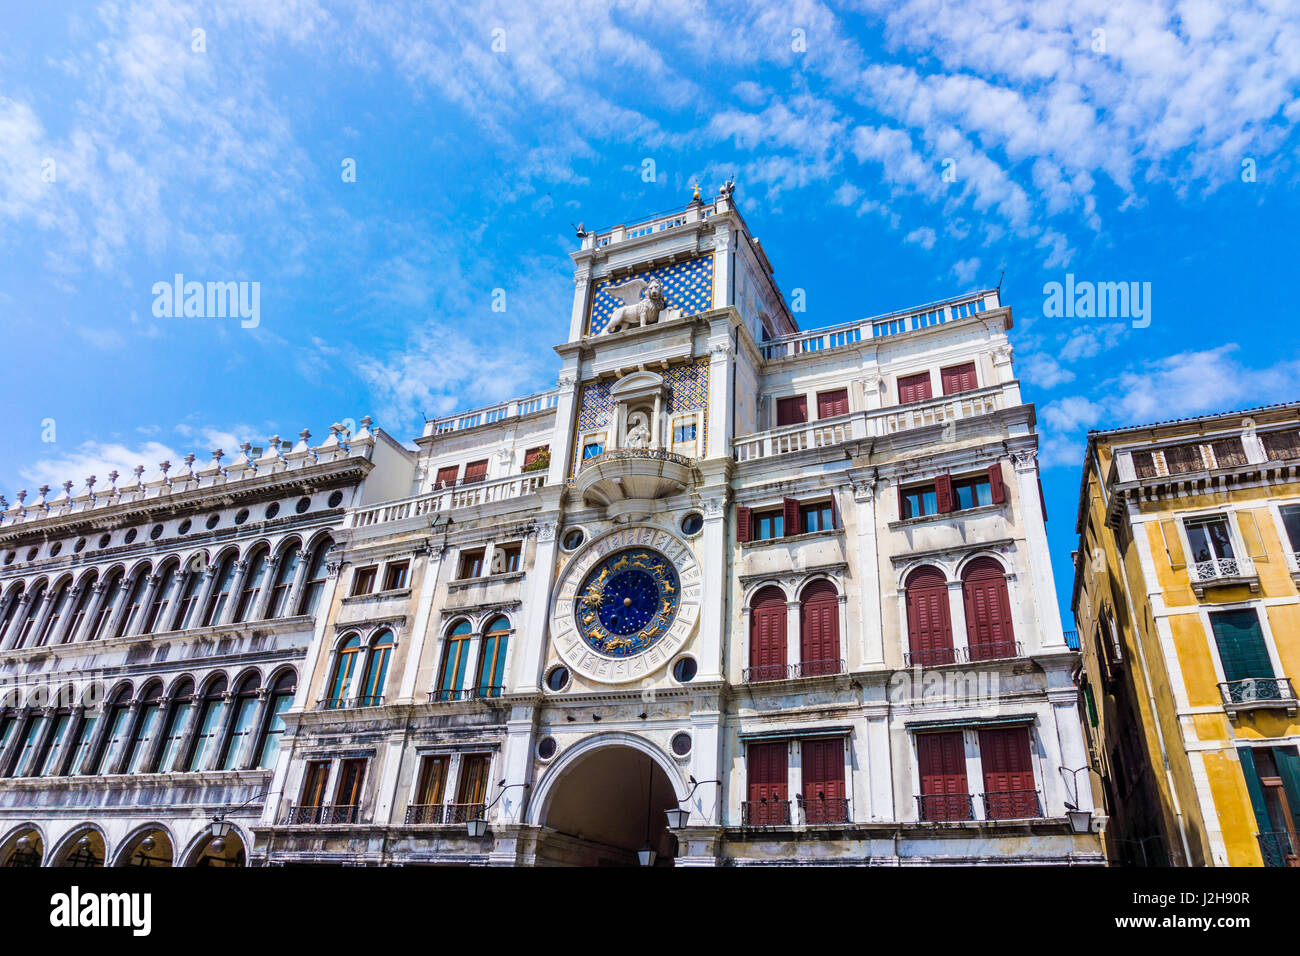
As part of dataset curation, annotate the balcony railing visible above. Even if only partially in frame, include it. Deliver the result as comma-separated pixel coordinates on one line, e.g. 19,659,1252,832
1189,556,1255,584
1219,677,1297,711
797,658,846,678
429,686,503,703
285,804,359,825
800,796,851,825
966,641,1023,662
428,388,560,435
317,695,385,710
733,384,1006,463
917,793,975,822
1257,831,1299,867
443,802,486,825
404,803,447,825
903,643,1022,667
577,447,693,472
741,800,791,827
981,790,1043,820
351,472,547,529
742,660,846,682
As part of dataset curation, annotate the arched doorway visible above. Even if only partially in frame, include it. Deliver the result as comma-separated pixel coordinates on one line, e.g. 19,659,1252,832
537,742,681,866
185,828,247,867
0,826,43,867
52,827,106,867
115,826,174,867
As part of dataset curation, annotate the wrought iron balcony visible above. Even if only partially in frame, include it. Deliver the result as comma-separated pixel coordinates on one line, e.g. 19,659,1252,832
903,643,1022,667
317,695,385,710
443,802,485,825
404,803,447,825
916,793,974,822
740,799,791,827
428,686,502,703
980,789,1043,820
284,804,359,825
797,658,846,678
966,641,1023,662
742,662,793,683
800,795,850,825
1219,677,1297,713
1257,831,1299,867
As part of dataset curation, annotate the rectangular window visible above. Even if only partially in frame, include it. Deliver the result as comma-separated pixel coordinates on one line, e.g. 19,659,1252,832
126,706,163,774
415,755,449,808
901,484,938,519
334,758,366,816
917,732,971,821
753,509,784,541
458,549,485,580
1132,450,1158,478
941,361,978,395
1262,429,1300,461
673,422,697,443
951,475,993,510
300,760,330,808
456,754,491,807
816,388,849,419
463,459,489,484
746,741,789,825
522,445,549,472
1281,504,1300,554
776,395,808,426
1240,746,1300,866
350,566,377,596
1210,608,1275,684
801,502,836,533
897,371,933,405
434,465,459,489
1185,515,1235,564
492,544,521,574
1164,442,1205,474
383,561,409,591
802,738,847,824
1210,437,1248,468
582,441,605,460
979,727,1039,819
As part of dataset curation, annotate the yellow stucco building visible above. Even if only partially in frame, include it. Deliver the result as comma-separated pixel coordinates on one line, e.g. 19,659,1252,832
1072,403,1300,866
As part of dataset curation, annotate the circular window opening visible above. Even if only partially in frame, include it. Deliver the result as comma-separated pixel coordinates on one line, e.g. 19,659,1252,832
545,666,570,692
234,508,250,525
681,512,704,536
26,547,38,561
672,657,697,683
537,737,558,761
265,502,280,520
562,529,585,551
126,529,139,544
327,491,344,508
177,519,192,535
3,552,14,565
295,497,311,514
150,524,164,540
671,732,692,757
97,534,111,549
50,542,62,557
205,514,220,530
74,538,87,553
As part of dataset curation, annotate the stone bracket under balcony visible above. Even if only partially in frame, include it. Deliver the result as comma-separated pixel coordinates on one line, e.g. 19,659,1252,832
572,449,694,521
1189,557,1259,598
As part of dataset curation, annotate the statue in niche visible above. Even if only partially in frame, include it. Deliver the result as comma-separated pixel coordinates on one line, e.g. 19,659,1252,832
624,411,652,449
604,276,665,334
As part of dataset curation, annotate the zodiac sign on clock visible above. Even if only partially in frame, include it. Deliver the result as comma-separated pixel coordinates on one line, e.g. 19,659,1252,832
574,547,681,657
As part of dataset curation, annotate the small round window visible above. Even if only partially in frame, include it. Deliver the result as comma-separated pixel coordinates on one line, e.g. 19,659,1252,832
97,534,111,549
178,519,192,535
150,524,164,540
234,508,250,525
537,737,558,761
328,491,344,508
672,657,697,683
562,528,585,551
74,538,86,553
2,552,13,565
295,497,311,514
680,512,704,536
26,547,37,561
49,542,62,557
123,529,137,544
265,502,280,520
545,666,570,692
205,514,220,530
671,732,692,757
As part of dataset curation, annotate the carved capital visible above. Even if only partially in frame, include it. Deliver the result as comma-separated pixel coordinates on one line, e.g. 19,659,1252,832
537,521,558,543
1010,450,1038,473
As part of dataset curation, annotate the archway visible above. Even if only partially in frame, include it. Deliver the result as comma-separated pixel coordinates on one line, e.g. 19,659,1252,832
52,827,106,867
537,742,680,866
184,828,247,867
0,826,43,867
115,826,174,867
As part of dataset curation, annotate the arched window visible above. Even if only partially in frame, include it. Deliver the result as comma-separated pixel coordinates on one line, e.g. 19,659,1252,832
266,546,300,618
64,573,97,643
88,570,124,641
11,706,47,777
256,671,296,769
35,578,71,646
360,631,394,706
220,675,261,769
173,562,205,631
962,558,1017,661
67,699,101,775
297,538,332,616
436,621,472,701
155,678,195,773
38,687,79,776
748,586,788,682
905,566,954,666
94,687,135,774
476,617,510,698
116,566,152,637
326,635,362,708
185,677,229,772
0,584,23,639
799,580,841,677
125,682,164,773
232,547,269,623
202,553,239,626
13,580,47,648
142,560,180,633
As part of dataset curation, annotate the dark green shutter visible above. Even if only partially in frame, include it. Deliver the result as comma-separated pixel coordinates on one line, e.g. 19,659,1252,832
1210,609,1274,683
1273,746,1300,834
1236,747,1273,834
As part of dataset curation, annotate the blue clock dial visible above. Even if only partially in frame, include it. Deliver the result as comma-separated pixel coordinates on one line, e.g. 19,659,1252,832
574,549,681,657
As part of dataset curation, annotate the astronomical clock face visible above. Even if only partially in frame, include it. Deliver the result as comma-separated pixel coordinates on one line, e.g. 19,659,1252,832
551,526,701,684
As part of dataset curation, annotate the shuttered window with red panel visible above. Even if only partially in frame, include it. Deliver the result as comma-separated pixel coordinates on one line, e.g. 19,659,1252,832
940,361,978,395
897,371,933,405
782,497,800,538
434,466,459,489
776,395,808,426
979,727,1038,819
522,445,549,471
799,580,840,677
917,732,971,821
802,737,848,824
816,388,849,420
735,504,752,543
905,566,954,666
748,586,787,683
988,462,1007,504
746,741,789,825
463,459,489,484
962,557,1016,662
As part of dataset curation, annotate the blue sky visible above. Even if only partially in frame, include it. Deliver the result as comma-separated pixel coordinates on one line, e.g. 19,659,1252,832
2,0,1298,628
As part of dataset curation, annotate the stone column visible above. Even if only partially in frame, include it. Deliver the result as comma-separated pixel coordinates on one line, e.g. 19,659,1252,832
711,225,732,312
29,589,64,647
283,548,313,618
219,559,252,626
139,696,175,774
0,594,33,649
169,694,203,773
947,580,970,659
103,573,141,638
69,583,108,644
200,692,238,771
513,517,560,695
395,544,447,703
567,262,593,341
252,553,285,621
695,496,728,682
105,699,144,775
1010,450,1065,646
785,598,801,677
49,584,84,645
851,480,883,664
190,566,222,629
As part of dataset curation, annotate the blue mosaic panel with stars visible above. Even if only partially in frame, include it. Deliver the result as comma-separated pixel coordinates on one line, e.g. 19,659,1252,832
587,253,714,336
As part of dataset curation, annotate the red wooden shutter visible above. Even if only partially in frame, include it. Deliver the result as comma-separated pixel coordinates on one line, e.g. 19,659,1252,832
776,396,808,426
434,466,458,488
962,558,1015,661
918,732,969,821
799,580,840,674
935,472,954,513
749,587,787,680
988,462,1006,503
898,372,932,404
979,727,1035,819
783,497,800,537
736,505,752,543
464,459,489,484
941,361,978,395
816,388,849,419
523,445,548,468
905,567,953,666
747,741,789,824
802,738,846,822
830,491,840,530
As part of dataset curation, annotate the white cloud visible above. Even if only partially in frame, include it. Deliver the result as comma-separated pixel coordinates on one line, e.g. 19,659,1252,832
904,226,936,250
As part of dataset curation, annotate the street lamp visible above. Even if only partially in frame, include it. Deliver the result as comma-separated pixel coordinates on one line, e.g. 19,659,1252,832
1066,805,1093,834
637,842,657,867
466,780,530,838
665,775,721,830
